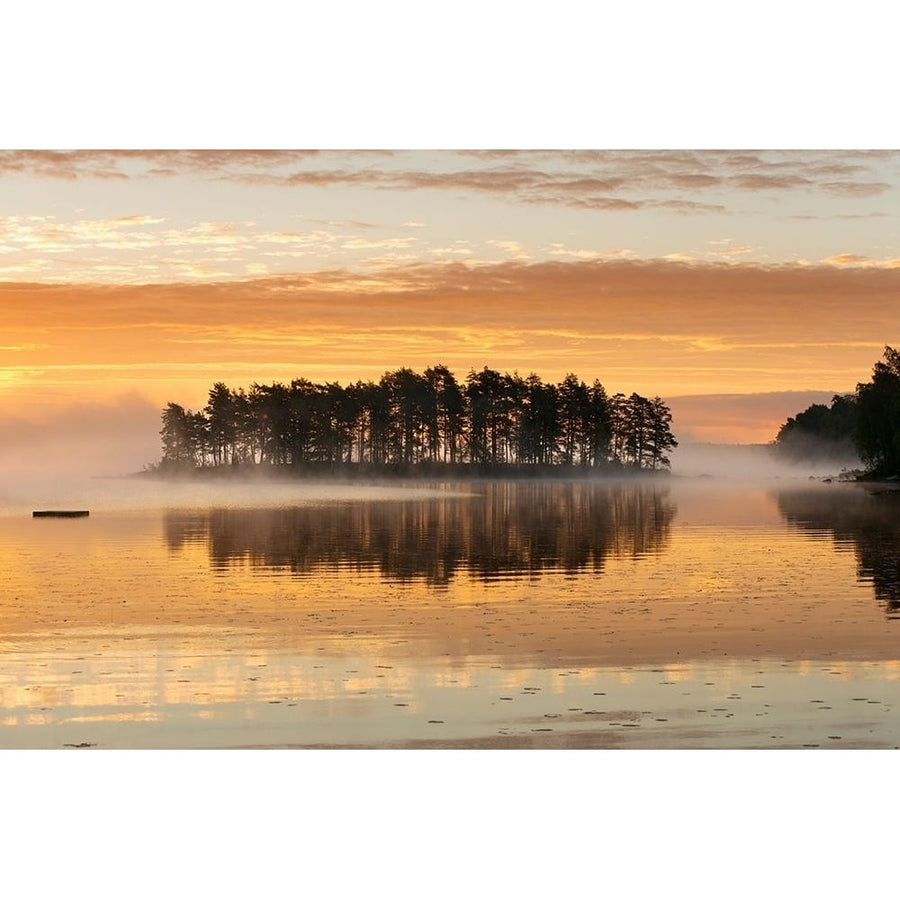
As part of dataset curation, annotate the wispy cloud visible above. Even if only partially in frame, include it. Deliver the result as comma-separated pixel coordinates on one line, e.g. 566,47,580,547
0,215,349,281
2,150,895,218
821,253,900,268
341,237,417,250
487,240,530,260
547,244,636,261
820,181,891,197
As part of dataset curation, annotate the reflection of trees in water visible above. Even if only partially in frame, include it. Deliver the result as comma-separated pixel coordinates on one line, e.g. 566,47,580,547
776,487,900,618
164,481,676,585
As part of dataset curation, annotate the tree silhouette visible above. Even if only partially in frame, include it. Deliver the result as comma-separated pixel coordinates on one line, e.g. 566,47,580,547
856,346,900,477
426,365,466,463
380,367,430,464
647,396,679,469
773,394,858,463
205,382,238,465
587,380,612,466
158,364,678,473
160,402,205,469
465,367,506,463
557,373,591,465
773,346,900,475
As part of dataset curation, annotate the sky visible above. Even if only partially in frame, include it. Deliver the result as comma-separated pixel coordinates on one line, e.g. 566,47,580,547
1,148,898,469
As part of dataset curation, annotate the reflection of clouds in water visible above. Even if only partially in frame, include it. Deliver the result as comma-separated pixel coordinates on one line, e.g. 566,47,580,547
662,666,695,683
4,631,900,747
858,660,900,680
67,711,161,724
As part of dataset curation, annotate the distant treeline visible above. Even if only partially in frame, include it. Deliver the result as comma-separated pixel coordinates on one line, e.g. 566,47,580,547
774,346,900,476
157,366,678,473
773,394,858,463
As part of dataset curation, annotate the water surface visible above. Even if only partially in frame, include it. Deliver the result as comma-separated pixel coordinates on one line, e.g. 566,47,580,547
1,478,898,748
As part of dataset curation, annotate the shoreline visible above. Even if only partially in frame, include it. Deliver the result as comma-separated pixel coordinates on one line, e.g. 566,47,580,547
132,460,674,483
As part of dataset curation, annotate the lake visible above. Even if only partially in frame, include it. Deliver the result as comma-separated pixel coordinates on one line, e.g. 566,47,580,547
1,476,898,748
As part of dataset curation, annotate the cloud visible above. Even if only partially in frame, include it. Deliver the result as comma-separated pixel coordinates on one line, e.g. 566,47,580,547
2,257,896,390
10,257,898,337
7,197,870,286
823,253,870,266
821,253,900,268
730,173,811,191
542,195,644,211
0,150,319,181
487,240,529,260
0,215,245,254
307,218,378,229
341,237,417,250
0,342,49,352
661,172,722,189
258,230,335,246
708,245,756,259
650,199,728,214
1,150,893,218
821,181,891,197
0,216,347,281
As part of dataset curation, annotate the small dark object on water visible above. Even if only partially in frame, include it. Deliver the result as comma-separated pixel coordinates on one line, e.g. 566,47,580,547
33,510,90,518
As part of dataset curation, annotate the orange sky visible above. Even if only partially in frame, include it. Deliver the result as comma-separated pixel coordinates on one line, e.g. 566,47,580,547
2,259,896,424
1,150,899,470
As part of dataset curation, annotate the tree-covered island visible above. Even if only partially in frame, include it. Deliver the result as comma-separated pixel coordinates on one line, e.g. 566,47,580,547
155,366,678,476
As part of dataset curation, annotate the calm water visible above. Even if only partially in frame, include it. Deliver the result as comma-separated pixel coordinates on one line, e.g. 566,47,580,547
1,477,898,748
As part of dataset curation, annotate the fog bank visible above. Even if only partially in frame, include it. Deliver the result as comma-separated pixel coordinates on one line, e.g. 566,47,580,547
0,392,160,479
671,441,860,481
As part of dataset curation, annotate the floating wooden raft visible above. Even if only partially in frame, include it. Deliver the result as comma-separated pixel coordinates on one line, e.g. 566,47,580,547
32,510,90,518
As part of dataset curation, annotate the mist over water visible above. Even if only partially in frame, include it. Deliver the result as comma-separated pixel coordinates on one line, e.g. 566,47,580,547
0,472,470,517
0,392,161,487
670,441,860,481
0,440,862,518
0,408,473,514
0,385,863,512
